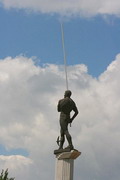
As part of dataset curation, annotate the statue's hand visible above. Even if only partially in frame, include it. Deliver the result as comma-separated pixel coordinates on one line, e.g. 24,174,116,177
69,118,73,123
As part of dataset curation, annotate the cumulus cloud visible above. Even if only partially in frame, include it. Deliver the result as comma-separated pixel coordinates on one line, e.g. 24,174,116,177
0,0,120,17
0,55,120,179
0,155,33,179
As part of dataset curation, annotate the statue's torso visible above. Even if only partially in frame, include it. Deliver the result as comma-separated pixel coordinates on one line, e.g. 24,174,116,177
58,97,75,115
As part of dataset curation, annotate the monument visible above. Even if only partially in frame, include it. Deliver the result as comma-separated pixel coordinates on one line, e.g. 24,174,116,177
54,90,81,180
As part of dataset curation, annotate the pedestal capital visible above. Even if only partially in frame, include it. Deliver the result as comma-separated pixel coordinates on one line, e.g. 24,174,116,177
56,150,81,160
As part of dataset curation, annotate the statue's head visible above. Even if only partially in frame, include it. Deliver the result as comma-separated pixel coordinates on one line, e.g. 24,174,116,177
64,90,72,98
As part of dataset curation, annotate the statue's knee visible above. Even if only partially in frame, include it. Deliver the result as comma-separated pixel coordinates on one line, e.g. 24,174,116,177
65,130,70,136
61,132,64,137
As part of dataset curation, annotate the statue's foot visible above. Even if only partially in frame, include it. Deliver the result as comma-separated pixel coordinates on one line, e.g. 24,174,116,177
58,147,63,150
54,148,64,154
64,145,74,151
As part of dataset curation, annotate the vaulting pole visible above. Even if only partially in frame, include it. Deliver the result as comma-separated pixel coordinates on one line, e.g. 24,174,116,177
61,22,69,90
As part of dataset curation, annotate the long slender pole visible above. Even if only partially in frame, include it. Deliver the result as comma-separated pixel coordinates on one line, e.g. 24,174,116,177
61,22,69,90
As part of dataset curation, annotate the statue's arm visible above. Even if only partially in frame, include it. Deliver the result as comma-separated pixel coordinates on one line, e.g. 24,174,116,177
70,105,78,122
57,100,61,112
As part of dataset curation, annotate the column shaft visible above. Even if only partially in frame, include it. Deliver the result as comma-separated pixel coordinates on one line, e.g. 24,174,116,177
55,159,74,180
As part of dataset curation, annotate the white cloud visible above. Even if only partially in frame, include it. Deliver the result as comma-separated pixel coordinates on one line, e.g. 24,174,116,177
0,0,120,17
0,155,33,180
0,55,120,179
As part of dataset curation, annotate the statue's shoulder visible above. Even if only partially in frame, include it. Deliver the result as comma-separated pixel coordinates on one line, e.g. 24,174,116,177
69,98,76,107
70,98,75,103
59,98,64,103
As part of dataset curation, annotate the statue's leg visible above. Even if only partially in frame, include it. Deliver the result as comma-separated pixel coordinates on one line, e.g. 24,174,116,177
65,130,74,150
59,128,65,149
59,116,66,149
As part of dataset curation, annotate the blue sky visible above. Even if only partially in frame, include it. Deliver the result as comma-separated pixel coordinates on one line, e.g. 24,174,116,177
0,144,28,156
0,7,120,77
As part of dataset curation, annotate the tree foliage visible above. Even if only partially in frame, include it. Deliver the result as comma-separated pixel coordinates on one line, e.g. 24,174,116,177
0,169,15,180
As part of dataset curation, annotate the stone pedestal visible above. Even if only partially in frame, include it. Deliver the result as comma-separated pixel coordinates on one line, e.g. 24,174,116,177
55,150,81,180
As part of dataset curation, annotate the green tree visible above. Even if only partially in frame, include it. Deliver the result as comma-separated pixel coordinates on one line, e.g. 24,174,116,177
0,169,15,180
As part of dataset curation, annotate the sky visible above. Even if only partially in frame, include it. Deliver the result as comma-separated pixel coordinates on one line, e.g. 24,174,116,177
0,0,120,180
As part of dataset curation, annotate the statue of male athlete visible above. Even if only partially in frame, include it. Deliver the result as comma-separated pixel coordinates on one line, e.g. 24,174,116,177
57,90,78,150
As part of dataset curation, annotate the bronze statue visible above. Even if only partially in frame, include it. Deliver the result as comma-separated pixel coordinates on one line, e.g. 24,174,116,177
54,90,78,154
